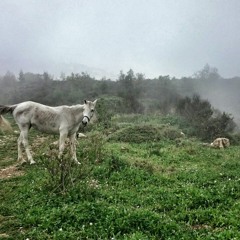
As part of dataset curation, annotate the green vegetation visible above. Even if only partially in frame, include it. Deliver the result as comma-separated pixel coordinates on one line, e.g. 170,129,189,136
1,65,240,238
1,65,239,140
176,94,235,141
1,114,240,239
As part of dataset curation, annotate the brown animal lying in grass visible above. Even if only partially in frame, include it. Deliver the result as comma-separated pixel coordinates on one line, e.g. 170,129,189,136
210,137,230,149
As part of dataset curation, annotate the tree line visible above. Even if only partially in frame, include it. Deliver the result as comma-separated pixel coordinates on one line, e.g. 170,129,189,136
0,64,239,140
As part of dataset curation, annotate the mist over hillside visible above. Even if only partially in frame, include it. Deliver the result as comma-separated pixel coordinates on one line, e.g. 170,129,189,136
0,59,117,80
200,78,240,125
190,75,240,126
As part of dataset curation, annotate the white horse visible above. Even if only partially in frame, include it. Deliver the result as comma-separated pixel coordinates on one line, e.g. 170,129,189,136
0,100,97,164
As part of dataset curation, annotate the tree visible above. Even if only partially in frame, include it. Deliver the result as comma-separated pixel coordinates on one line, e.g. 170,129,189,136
117,69,143,113
60,72,66,81
0,72,17,103
176,94,235,140
194,64,221,81
43,72,52,82
18,70,25,82
177,94,213,123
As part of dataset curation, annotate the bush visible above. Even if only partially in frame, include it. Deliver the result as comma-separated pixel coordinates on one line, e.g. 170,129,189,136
108,124,182,143
177,94,213,123
177,95,235,140
95,97,123,128
40,132,106,193
40,152,85,193
203,112,236,140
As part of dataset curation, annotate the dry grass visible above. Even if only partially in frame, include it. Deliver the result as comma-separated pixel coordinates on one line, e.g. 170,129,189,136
0,165,24,179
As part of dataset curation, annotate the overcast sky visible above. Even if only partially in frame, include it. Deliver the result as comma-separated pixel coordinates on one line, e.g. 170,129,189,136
0,0,240,79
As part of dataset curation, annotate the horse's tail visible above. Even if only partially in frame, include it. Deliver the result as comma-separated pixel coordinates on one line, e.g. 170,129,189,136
0,105,16,133
0,115,13,132
0,104,16,115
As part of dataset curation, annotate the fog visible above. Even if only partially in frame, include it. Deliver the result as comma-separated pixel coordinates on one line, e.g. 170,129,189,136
1,1,240,126
198,76,240,127
0,0,240,78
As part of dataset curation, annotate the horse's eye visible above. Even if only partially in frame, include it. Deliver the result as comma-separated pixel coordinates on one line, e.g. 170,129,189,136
91,109,94,112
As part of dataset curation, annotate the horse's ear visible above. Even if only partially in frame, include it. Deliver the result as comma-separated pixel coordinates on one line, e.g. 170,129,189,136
84,100,87,104
93,99,98,105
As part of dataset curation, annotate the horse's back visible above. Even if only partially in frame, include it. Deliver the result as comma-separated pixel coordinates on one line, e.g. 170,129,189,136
13,101,59,132
12,101,83,135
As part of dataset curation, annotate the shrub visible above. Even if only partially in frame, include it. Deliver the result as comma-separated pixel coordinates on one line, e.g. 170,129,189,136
203,112,236,140
108,124,182,143
177,94,213,123
40,152,84,193
95,97,119,128
40,132,106,193
176,95,235,140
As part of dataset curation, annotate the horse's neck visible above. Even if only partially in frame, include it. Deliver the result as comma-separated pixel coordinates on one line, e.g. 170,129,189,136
71,104,84,120
73,104,84,111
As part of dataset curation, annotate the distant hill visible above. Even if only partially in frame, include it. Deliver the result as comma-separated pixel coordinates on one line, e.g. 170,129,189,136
0,58,117,80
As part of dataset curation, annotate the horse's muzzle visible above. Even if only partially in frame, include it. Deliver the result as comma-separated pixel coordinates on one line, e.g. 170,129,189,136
82,121,87,126
82,116,90,126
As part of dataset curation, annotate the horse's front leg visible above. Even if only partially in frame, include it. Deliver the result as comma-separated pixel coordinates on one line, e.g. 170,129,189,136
58,132,67,159
69,133,80,165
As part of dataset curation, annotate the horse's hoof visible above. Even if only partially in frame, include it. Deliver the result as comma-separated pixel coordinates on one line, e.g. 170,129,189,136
21,161,27,165
17,158,26,163
16,160,26,167
75,161,81,165
30,161,36,165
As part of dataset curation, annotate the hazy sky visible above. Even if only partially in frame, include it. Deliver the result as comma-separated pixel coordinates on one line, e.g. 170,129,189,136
0,0,240,79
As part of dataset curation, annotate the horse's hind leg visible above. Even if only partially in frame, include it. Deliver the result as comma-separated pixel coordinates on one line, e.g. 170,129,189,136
20,128,35,164
17,134,27,164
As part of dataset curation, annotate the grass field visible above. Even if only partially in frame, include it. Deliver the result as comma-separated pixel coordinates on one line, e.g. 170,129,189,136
1,114,240,239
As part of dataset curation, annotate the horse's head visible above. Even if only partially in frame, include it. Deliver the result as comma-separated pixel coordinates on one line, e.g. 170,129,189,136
82,99,97,126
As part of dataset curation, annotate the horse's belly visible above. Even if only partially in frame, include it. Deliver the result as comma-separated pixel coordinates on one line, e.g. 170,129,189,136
32,122,59,134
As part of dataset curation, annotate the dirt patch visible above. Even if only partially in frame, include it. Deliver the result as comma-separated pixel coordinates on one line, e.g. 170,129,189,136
0,165,24,179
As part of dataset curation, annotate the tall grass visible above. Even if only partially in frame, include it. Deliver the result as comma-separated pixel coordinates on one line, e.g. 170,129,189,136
1,114,240,239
